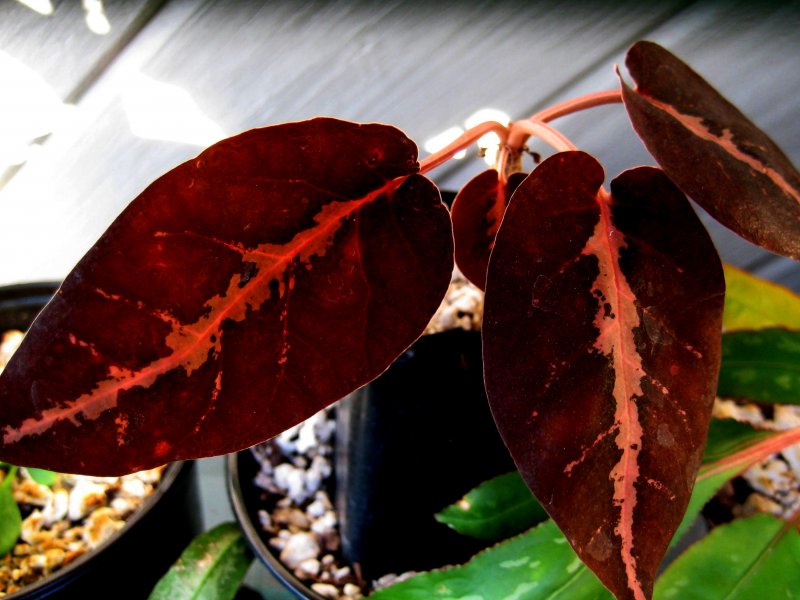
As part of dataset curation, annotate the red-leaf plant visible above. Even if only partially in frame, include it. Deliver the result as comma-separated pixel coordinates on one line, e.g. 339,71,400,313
1,41,799,600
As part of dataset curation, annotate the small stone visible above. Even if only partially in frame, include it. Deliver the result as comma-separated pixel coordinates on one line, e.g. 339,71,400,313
312,511,337,536
273,507,311,530
119,478,148,498
268,536,287,551
82,507,124,548
332,565,351,583
67,480,107,521
296,557,321,578
279,532,320,569
258,509,274,532
321,553,335,567
274,464,308,503
343,583,362,598
306,499,327,518
310,582,340,599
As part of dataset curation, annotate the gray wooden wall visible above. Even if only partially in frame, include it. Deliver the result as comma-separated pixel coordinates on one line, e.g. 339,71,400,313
1,0,799,291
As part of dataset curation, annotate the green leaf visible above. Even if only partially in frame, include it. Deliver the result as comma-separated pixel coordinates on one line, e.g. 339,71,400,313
701,418,774,466
368,520,612,600
0,466,21,556
670,419,775,549
718,329,800,404
26,468,57,487
669,463,740,551
435,472,549,541
656,514,800,599
148,522,253,600
723,265,800,332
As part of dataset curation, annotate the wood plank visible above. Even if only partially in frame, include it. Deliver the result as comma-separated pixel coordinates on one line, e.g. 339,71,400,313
2,0,798,293
0,0,166,101
0,0,690,285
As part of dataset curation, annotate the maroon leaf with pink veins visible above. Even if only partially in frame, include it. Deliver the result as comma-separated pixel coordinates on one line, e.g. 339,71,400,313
621,40,800,260
451,169,526,289
483,151,725,600
0,118,453,476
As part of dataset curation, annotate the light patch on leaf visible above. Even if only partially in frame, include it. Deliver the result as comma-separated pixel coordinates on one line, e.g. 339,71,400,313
566,557,583,574
500,557,531,569
505,582,539,600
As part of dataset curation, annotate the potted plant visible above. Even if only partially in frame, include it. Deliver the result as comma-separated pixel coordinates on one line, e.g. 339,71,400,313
0,283,203,598
0,41,799,600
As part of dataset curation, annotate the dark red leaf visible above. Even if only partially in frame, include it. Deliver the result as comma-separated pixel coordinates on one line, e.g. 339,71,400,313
483,151,724,600
621,40,800,260
0,118,453,475
451,169,526,289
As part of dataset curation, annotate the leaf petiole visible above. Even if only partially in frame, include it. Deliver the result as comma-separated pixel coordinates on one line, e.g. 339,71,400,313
418,121,509,174
531,89,623,123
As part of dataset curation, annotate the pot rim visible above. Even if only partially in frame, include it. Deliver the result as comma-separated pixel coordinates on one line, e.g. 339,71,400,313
0,281,191,598
226,450,327,600
3,461,190,599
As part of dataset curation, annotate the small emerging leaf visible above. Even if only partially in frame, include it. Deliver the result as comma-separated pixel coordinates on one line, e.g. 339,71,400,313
148,522,252,600
435,471,548,541
451,169,526,289
723,265,800,331
26,467,57,487
656,514,800,599
718,329,800,405
0,467,21,556
621,41,800,259
368,520,612,600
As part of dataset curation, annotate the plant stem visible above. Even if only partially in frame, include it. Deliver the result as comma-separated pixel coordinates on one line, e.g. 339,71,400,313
700,425,800,479
508,119,577,154
418,121,509,175
531,89,623,123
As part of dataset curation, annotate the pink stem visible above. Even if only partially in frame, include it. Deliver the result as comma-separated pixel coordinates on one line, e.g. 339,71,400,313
700,425,800,480
418,121,509,175
531,89,623,123
507,119,577,153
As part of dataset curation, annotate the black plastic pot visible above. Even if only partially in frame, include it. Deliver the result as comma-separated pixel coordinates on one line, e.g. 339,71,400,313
228,328,515,598
1,282,203,599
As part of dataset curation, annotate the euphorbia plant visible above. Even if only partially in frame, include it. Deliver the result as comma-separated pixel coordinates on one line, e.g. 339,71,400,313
0,41,799,600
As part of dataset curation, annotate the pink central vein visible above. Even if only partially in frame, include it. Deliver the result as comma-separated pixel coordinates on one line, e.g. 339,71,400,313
582,188,646,600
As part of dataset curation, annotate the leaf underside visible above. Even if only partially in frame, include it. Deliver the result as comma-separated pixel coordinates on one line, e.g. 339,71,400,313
0,118,454,475
620,41,800,260
451,169,526,289
483,151,725,600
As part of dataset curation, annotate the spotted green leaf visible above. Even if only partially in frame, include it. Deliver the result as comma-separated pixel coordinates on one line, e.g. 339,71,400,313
435,471,548,542
672,421,799,549
367,520,612,600
718,329,800,404
148,522,252,600
656,514,800,599
0,466,21,556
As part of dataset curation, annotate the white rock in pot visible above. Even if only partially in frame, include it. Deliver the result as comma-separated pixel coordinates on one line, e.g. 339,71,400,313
280,532,320,569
